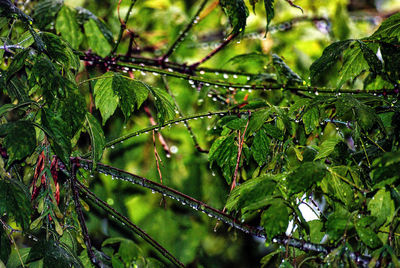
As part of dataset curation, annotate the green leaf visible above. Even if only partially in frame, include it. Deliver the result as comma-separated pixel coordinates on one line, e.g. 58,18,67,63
85,113,105,168
310,40,352,84
287,162,326,194
272,54,302,85
6,48,30,82
225,174,277,213
27,239,83,268
326,209,352,241
302,106,319,134
147,86,176,124
75,7,114,45
355,216,383,249
371,12,400,42
314,137,342,160
41,32,80,71
55,6,83,49
0,121,36,167
261,199,289,242
380,42,400,82
336,42,369,89
0,224,11,263
83,19,112,57
251,128,270,165
368,189,394,227
112,74,149,121
0,179,31,230
358,41,382,75
219,0,249,35
93,72,119,125
246,108,271,137
264,0,275,33
209,134,238,184
32,0,63,30
6,247,31,268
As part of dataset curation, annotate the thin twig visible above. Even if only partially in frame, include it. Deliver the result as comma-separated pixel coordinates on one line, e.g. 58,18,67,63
75,180,185,267
111,0,138,55
161,0,208,62
190,33,238,69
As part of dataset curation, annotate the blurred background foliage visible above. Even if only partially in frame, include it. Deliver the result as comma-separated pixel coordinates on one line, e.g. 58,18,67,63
1,0,400,267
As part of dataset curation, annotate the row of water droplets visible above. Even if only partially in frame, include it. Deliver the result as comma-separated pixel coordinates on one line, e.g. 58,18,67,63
79,160,265,238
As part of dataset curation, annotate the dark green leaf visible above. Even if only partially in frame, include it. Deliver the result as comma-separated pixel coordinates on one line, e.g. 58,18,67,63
27,239,83,268
252,128,270,165
287,162,326,194
209,134,238,184
41,32,80,71
85,113,105,167
355,216,382,249
263,124,283,140
310,40,352,84
302,106,319,134
6,247,30,268
32,0,63,30
246,108,271,137
0,121,36,167
0,178,31,230
6,75,29,102
147,86,176,124
336,42,369,88
380,42,400,82
225,174,277,213
112,74,149,121
225,118,247,130
84,19,112,57
370,12,400,41
264,0,275,33
261,199,289,242
219,0,249,35
55,6,84,49
326,209,352,241
0,224,11,263
358,41,382,75
6,48,30,82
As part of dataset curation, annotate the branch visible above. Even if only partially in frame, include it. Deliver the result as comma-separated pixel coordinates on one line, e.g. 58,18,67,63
111,0,138,55
75,180,185,267
70,160,103,268
73,157,373,266
161,0,208,61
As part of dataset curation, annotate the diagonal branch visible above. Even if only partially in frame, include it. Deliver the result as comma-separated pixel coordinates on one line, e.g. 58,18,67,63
75,180,185,267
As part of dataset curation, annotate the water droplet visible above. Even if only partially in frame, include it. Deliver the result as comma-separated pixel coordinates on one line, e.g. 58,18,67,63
233,74,238,79
223,74,229,79
111,145,115,149
200,70,205,75
189,80,194,85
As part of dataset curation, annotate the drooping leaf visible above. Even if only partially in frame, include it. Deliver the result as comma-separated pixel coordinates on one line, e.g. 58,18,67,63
261,199,289,242
326,209,352,241
355,216,382,249
6,48,30,82
272,54,303,85
358,41,382,75
85,113,105,168
251,128,270,165
336,42,369,89
314,137,342,160
321,168,355,208
32,0,63,30
6,76,29,102
0,178,31,230
287,162,326,194
75,7,114,45
380,42,400,82
55,6,84,49
302,106,319,134
209,134,238,184
368,189,394,227
93,72,119,125
219,0,249,35
264,0,275,33
225,174,277,213
0,121,36,167
27,239,83,268
112,74,149,121
83,19,112,57
41,32,80,71
0,227,11,264
147,86,176,124
310,40,352,84
246,108,271,137
370,12,400,42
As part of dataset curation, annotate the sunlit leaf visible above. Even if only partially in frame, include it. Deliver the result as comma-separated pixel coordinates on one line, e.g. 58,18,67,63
55,6,84,49
83,19,112,57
